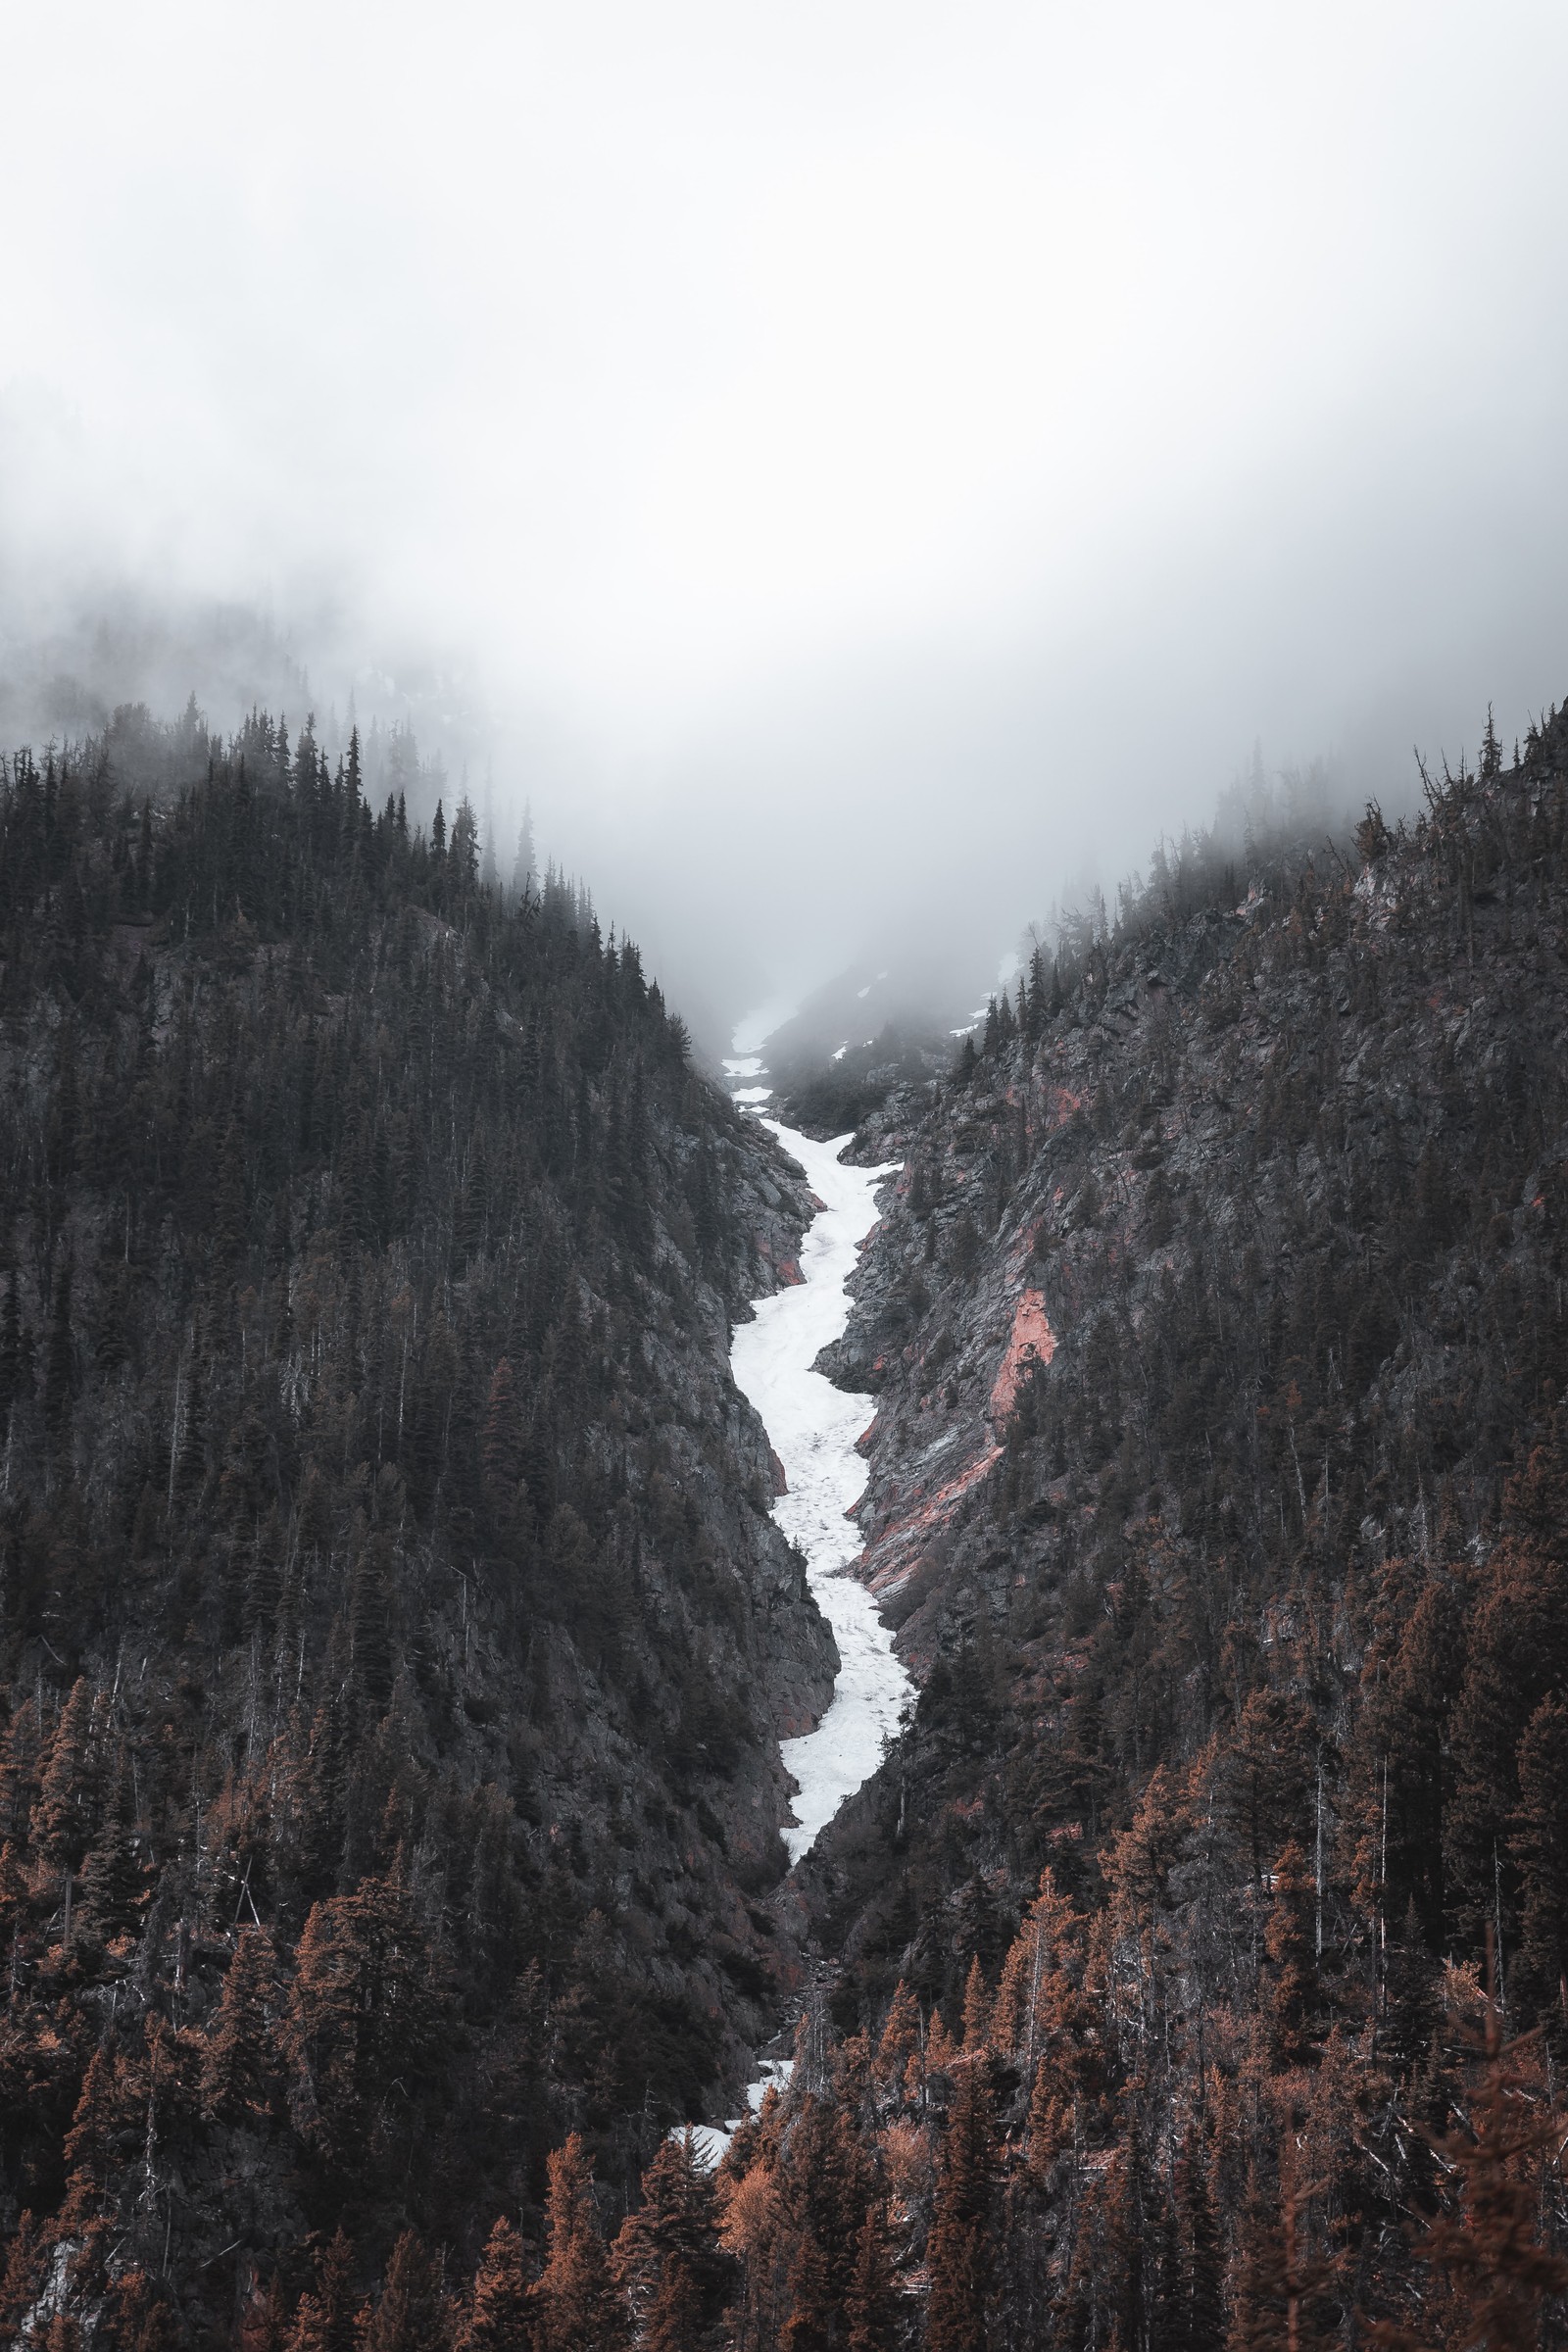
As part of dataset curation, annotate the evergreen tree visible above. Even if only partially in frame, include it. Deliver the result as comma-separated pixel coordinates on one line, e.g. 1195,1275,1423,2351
530,2133,627,2352
1171,2126,1222,2352
612,2132,725,2351
457,2218,532,2352
1510,1690,1568,2023
1263,1839,1318,2063
285,2230,361,2352
844,2202,900,2352
34,1678,101,1930
201,1925,283,2120
360,2230,449,2352
925,2060,997,2352
76,1744,150,1943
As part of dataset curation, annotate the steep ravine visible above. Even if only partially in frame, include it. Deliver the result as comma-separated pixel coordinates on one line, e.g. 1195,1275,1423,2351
692,1058,911,2151
733,1121,911,1863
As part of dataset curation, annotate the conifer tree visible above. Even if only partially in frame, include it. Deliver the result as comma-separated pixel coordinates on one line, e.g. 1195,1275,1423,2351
612,2132,725,2351
360,2230,449,2352
35,1680,103,1943
100,2265,177,2351
1510,1690,1568,2022
781,2227,832,2352
844,2202,899,2352
59,2039,139,2227
482,1357,525,1513
960,1956,992,2053
457,2218,531,2352
201,1924,282,2120
41,1263,74,1437
1171,2125,1223,2352
282,1865,445,2162
1263,1839,1318,2063
1365,1987,1568,2351
873,1980,921,2105
925,2059,997,2352
0,2213,44,2341
530,2133,627,2352
285,2229,360,2352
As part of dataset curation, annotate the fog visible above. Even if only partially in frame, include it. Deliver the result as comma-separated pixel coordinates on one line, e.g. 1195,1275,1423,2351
4,2,1568,1050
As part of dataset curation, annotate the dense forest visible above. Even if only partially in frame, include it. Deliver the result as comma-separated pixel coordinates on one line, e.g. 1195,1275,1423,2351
0,699,836,2344
4,682,1568,2349
743,704,1568,2349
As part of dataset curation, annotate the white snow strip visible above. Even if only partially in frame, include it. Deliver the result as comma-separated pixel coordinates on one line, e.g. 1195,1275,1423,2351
730,1121,912,1864
723,1054,765,1079
684,1099,909,2170
731,1086,774,1103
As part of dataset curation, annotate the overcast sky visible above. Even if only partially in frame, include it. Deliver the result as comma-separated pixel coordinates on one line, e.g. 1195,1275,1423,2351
4,2,1568,1036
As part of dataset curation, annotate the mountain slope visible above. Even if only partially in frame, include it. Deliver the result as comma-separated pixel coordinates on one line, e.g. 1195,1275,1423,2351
0,703,833,2335
734,705,1568,2346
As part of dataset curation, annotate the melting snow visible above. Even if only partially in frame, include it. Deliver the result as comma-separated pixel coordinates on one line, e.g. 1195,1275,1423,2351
684,1086,909,2165
684,2057,797,2169
730,1120,912,1864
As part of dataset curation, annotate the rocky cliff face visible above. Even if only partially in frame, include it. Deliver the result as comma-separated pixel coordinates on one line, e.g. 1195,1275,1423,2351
800,712,1568,2018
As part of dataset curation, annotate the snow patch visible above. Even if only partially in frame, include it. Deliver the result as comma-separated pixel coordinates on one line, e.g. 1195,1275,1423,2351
730,1121,912,1865
687,1102,909,2167
685,2058,797,2169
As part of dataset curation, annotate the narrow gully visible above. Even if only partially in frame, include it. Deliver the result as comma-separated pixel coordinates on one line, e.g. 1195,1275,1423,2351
687,1044,911,2160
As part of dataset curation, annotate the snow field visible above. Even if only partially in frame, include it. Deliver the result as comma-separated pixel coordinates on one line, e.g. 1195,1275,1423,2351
685,1089,909,2163
730,1120,912,1864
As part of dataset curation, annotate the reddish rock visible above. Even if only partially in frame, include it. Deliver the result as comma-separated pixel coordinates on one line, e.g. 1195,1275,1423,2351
988,1288,1056,1426
769,1446,788,1494
861,1441,1005,1593
777,1256,805,1286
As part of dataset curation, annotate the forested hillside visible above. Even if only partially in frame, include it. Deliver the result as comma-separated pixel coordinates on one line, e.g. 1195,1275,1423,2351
716,705,1568,2347
7,682,1568,2352
0,701,835,2343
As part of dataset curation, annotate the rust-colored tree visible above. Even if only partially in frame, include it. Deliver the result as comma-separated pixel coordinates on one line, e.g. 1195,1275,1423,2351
284,2228,360,2352
925,2058,998,2352
359,2229,450,2352
457,2217,532,2352
529,2132,627,2352
612,2131,726,2352
1367,1969,1568,2352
